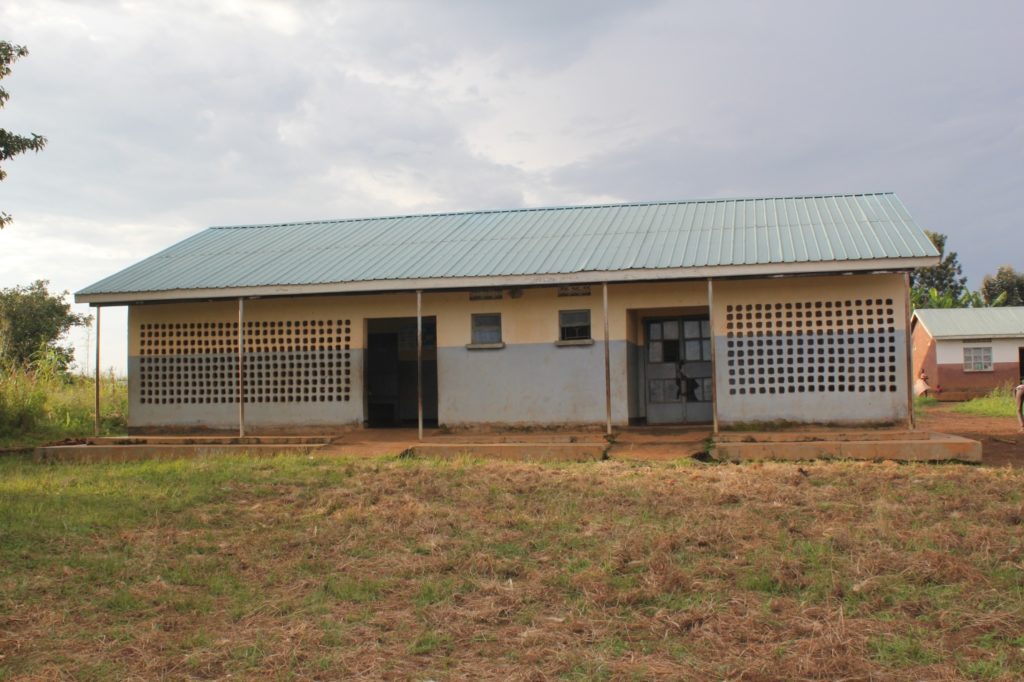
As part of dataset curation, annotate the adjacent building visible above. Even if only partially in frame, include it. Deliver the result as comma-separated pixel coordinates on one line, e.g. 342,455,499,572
911,307,1024,399
76,193,939,433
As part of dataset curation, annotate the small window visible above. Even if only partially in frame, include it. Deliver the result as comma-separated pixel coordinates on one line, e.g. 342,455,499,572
471,313,502,344
559,309,591,341
963,346,993,372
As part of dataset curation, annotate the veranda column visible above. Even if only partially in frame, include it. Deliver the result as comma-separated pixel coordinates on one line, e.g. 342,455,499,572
94,305,101,437
707,278,719,434
603,282,612,436
417,290,423,441
238,297,245,438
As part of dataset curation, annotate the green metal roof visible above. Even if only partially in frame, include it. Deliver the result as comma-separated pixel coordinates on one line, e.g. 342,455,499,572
913,307,1024,339
77,192,938,303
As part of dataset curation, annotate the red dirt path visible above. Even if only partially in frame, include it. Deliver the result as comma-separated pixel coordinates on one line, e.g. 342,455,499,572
917,403,1023,467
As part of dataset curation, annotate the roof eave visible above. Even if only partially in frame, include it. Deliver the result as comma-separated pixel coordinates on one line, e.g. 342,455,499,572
933,333,1024,341
75,256,934,305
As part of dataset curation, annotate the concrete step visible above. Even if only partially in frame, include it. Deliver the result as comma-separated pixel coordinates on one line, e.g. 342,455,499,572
609,442,708,461
716,430,929,443
34,443,325,463
88,436,330,446
713,432,980,463
405,442,608,462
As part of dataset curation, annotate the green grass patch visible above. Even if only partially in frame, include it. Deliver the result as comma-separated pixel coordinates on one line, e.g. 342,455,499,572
952,384,1019,417
2,455,1024,678
869,631,941,667
321,576,386,603
408,629,452,655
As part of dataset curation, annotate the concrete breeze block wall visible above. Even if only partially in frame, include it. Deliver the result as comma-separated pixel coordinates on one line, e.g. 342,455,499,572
711,273,911,426
127,274,911,431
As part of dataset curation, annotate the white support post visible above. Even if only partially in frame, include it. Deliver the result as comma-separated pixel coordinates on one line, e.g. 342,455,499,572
707,278,719,434
94,305,101,437
603,282,612,436
904,272,915,430
238,297,245,438
417,290,424,441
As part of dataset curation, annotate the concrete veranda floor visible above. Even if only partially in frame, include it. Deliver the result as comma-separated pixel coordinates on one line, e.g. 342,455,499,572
33,424,980,463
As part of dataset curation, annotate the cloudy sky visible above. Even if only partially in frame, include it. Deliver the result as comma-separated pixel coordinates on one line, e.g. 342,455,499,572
1,0,1022,373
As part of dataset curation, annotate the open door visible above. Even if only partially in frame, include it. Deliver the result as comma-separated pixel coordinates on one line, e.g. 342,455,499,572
365,317,437,427
644,317,713,424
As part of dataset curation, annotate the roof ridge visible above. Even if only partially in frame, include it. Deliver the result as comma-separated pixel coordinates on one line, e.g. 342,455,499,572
208,192,896,231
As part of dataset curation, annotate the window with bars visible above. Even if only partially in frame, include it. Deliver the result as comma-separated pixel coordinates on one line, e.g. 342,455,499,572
963,346,993,372
471,313,502,345
559,309,591,341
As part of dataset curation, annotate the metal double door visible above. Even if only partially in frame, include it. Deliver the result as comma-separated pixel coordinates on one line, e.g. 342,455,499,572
644,317,713,424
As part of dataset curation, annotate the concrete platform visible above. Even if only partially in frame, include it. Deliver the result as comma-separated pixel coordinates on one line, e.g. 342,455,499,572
34,436,330,463
609,426,712,461
320,428,610,461
403,442,607,462
32,428,981,464
713,431,981,463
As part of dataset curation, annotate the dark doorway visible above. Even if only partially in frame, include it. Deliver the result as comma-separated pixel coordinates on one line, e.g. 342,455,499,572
1019,347,1023,384
365,317,438,427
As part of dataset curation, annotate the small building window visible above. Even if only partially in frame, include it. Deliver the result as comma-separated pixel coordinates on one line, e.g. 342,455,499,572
471,313,502,345
963,346,993,372
559,309,591,341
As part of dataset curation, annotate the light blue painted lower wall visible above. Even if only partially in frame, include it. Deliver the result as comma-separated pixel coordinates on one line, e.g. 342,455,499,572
128,330,908,430
436,341,630,425
128,351,364,430
714,331,909,425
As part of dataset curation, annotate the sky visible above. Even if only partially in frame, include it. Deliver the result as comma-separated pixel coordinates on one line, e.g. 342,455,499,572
1,0,1022,375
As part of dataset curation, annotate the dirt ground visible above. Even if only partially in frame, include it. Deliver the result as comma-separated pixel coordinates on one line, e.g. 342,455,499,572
918,403,1023,467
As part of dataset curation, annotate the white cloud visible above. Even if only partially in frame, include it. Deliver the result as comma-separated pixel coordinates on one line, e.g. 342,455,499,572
1,0,1022,375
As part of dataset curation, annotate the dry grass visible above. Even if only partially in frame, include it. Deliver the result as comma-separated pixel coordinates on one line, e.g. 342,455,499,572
1,454,1023,680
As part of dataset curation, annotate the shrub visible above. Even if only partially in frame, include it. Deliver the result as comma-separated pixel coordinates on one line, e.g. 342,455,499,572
0,365,127,447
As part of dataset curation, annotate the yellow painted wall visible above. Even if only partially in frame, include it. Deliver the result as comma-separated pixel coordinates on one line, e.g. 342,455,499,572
129,280,712,353
124,273,911,428
710,273,908,335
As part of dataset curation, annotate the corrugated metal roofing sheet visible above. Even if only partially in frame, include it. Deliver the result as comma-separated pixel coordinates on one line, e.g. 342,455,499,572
913,307,1024,339
78,192,938,297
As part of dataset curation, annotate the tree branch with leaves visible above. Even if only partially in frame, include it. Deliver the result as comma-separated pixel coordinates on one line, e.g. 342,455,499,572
1,41,47,229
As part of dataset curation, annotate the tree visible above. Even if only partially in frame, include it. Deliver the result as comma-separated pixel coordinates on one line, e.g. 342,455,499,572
0,280,90,371
1,41,47,229
981,266,1024,307
910,231,967,303
910,286,1005,310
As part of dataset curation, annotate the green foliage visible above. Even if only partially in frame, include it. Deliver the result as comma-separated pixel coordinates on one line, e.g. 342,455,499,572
910,285,1004,310
981,265,1024,307
0,366,126,447
910,231,967,302
952,383,1019,418
0,280,90,370
909,232,1014,310
1,41,47,229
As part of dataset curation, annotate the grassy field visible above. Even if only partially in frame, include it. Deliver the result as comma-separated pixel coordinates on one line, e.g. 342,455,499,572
0,368,127,449
953,385,1019,418
1,454,1023,680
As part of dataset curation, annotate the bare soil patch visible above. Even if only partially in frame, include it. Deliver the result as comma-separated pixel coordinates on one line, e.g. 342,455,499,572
918,403,1023,467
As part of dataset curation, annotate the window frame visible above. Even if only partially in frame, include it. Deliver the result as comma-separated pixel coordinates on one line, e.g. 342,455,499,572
962,345,993,372
468,312,504,349
558,309,592,342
